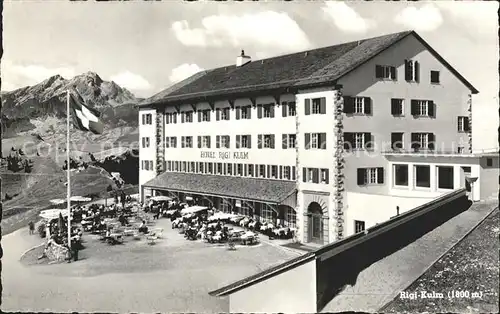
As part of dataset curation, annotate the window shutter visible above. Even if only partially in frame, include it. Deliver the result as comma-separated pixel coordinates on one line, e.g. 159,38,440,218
279,166,283,179
343,96,354,114
282,134,287,149
320,97,326,114
247,106,252,119
198,111,202,122
216,108,220,121
236,107,241,120
428,101,435,117
428,133,435,150
303,168,307,183
405,60,411,81
391,99,398,115
464,117,471,132
257,105,263,119
375,65,383,78
207,137,211,148
258,134,262,149
267,165,271,178
207,111,211,122
410,100,418,115
414,61,420,82
325,170,329,184
181,112,185,123
282,102,288,117
377,168,384,184
320,133,326,149
196,136,201,148
305,99,311,115
305,133,311,150
174,113,178,124
364,97,372,114
248,135,252,148
390,67,396,80
357,169,365,185
313,169,319,183
142,115,145,125
270,135,275,149
270,104,275,118
216,135,220,149
343,133,353,150
364,133,373,150
236,135,241,149
165,114,170,124
410,133,419,150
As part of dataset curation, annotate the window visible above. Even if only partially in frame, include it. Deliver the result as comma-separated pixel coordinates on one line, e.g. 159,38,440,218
271,165,278,179
216,107,230,121
292,166,296,180
391,133,404,150
207,162,213,174
458,116,470,132
354,220,365,233
305,97,326,115
263,104,274,118
430,71,440,84
174,161,179,171
165,137,177,148
343,97,372,115
182,111,193,123
375,65,397,80
283,166,291,180
282,134,296,149
302,168,323,184
320,169,329,184
438,166,454,189
457,146,465,154
236,135,251,149
281,101,297,117
142,113,152,125
258,134,275,149
415,165,431,188
261,205,274,223
486,158,493,167
259,165,265,177
198,110,211,122
411,133,435,151
404,59,420,82
394,164,408,186
190,162,195,172
198,136,211,148
285,208,297,228
305,133,326,150
357,167,384,185
166,161,172,171
226,163,233,175
181,136,193,148
391,99,404,116
410,100,434,117
216,135,230,149
165,113,177,124
238,106,251,120
248,164,254,177
216,163,222,175
141,137,150,148
181,162,187,172
344,133,372,150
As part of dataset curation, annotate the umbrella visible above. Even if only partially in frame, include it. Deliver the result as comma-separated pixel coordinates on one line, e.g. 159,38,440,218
70,196,92,202
150,196,172,202
50,199,66,205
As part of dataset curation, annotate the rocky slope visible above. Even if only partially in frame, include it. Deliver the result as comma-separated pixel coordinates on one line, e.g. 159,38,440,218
2,71,142,139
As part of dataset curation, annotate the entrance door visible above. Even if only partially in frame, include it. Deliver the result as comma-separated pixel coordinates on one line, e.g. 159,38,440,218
307,202,323,244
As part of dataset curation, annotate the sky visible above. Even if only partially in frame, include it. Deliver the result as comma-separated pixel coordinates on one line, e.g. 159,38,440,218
2,0,499,149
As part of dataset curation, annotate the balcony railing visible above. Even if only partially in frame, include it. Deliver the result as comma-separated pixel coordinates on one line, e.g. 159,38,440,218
381,148,472,156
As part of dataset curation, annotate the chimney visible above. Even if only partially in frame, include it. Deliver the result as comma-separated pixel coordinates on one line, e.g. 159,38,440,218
236,50,251,67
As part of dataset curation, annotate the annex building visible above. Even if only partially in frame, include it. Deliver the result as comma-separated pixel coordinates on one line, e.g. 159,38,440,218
137,30,498,245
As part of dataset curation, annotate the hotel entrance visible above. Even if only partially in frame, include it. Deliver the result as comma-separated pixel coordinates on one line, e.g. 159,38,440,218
307,202,323,244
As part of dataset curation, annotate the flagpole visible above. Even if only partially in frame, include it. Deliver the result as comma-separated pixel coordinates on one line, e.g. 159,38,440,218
66,90,72,250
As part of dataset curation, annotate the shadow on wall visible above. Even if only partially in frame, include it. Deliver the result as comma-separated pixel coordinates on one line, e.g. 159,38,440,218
316,196,472,312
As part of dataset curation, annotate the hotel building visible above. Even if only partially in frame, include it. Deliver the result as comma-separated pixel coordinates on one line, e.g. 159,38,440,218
138,30,498,245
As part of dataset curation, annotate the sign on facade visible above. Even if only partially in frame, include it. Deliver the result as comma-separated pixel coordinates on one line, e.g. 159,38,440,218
200,151,249,160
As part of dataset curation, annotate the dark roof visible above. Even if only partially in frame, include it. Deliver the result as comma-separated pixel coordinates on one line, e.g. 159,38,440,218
143,172,296,204
140,30,478,107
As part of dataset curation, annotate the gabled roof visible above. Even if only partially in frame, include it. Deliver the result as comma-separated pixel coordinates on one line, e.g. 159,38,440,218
140,30,478,107
143,172,296,204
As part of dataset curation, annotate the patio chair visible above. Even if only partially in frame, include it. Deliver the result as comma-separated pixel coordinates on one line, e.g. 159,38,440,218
146,231,159,245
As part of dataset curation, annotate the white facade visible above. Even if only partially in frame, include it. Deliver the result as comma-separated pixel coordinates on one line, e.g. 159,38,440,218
138,109,157,200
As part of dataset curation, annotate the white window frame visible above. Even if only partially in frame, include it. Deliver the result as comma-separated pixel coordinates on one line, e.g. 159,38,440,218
202,110,210,122
271,165,278,179
393,99,404,116
354,220,365,233
259,165,265,177
285,208,296,228
241,135,250,148
382,66,396,80
320,169,328,183
220,135,230,149
263,105,272,118
185,136,193,148
236,164,243,176
241,106,250,119
458,116,468,132
363,168,379,185
393,164,409,187
261,205,274,223
408,60,415,81
354,97,364,114
263,135,272,148
284,166,291,180
311,133,319,149
416,133,429,149
307,168,314,183
202,136,210,148
185,112,193,123
416,100,429,116
312,98,321,114
354,133,364,149
288,102,296,116
414,164,431,189
221,108,230,120
288,134,296,149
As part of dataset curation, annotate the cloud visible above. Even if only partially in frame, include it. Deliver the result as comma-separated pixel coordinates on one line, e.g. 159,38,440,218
109,71,152,91
394,4,443,32
171,11,311,52
169,63,204,83
1,60,75,90
322,2,376,33
435,2,497,35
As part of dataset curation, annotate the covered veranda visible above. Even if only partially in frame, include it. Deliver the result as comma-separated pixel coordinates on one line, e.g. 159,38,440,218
142,172,298,228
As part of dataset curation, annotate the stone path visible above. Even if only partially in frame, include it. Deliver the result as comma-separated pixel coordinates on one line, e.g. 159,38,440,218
321,200,498,312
